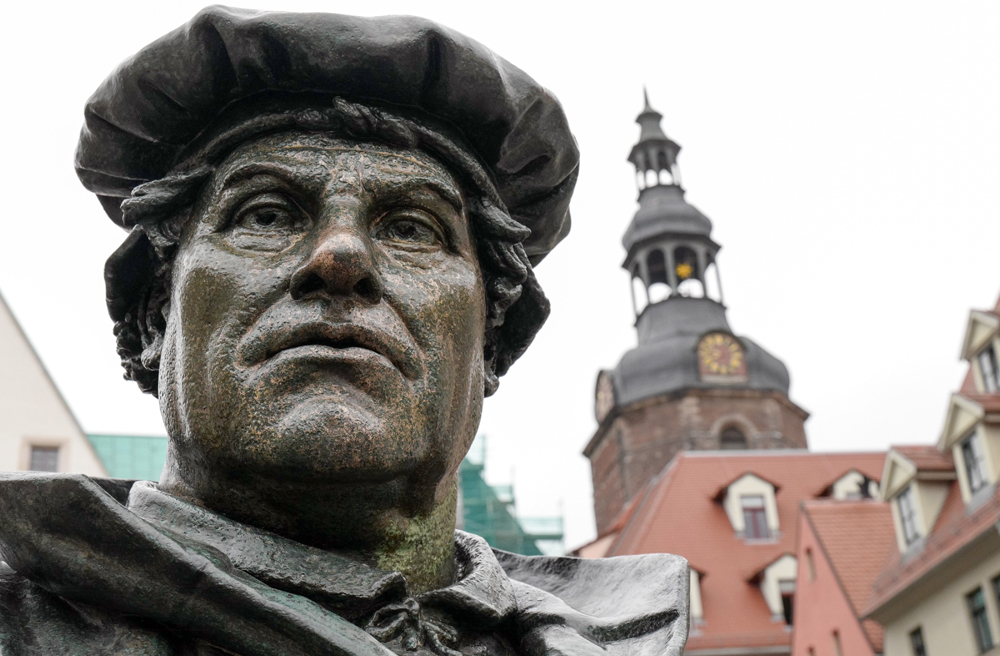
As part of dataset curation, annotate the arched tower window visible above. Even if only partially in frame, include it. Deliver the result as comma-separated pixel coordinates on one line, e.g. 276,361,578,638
631,265,649,315
646,249,670,303
720,427,748,450
673,246,704,298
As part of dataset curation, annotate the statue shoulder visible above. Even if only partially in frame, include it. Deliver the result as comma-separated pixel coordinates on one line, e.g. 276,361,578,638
0,561,179,656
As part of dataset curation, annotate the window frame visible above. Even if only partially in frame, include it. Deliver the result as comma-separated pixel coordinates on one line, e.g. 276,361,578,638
979,344,1000,393
28,445,59,473
805,548,817,581
962,431,990,495
897,485,921,546
967,586,994,653
909,626,927,656
779,579,795,626
741,494,769,540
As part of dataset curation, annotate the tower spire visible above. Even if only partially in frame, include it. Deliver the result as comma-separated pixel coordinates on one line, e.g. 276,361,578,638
622,89,722,313
628,91,681,188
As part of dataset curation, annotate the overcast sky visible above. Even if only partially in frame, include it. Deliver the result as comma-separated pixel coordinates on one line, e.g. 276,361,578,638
0,1,997,549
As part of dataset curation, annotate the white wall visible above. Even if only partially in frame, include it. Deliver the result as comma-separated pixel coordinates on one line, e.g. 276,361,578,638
761,553,797,619
883,549,1000,656
832,470,879,500
0,295,105,476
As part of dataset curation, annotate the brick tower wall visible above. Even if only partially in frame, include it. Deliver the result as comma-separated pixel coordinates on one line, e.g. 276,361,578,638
587,388,809,535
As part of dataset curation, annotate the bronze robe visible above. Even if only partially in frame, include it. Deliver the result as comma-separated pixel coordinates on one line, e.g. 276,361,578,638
0,473,688,655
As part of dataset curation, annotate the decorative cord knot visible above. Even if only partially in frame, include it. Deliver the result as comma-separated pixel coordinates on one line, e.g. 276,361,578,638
366,598,462,656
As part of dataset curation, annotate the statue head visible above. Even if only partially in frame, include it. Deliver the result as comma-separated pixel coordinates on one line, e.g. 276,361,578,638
77,7,577,572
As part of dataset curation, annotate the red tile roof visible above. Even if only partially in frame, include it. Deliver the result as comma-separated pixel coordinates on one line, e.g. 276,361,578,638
965,393,1000,415
607,450,886,651
864,480,1000,618
961,368,977,396
802,500,896,652
891,445,955,472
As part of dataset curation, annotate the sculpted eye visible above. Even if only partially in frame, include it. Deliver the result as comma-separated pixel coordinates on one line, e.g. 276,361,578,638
236,205,298,231
376,211,445,249
226,193,308,251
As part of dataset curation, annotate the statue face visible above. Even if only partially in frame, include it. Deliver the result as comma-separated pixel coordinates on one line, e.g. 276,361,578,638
157,132,486,499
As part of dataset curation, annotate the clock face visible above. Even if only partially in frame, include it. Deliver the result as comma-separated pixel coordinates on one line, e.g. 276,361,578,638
697,333,747,378
595,371,616,423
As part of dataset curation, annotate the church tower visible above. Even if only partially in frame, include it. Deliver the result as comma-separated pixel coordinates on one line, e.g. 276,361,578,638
584,94,809,534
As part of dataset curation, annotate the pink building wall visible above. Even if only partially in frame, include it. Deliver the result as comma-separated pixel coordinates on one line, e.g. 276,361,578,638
791,511,876,656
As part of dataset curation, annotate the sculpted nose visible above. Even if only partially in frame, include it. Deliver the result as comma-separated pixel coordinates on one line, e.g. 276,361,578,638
290,227,383,304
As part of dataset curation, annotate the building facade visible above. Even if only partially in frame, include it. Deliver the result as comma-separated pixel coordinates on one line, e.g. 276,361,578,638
0,293,106,477
580,450,885,655
584,95,808,534
864,295,1000,656
791,499,896,656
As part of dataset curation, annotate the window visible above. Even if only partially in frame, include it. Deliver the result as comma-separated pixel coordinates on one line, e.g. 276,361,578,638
980,345,1000,393
909,627,927,656
806,548,816,581
993,574,1000,617
742,495,769,539
29,446,59,472
897,486,921,546
963,432,990,494
831,630,843,656
779,580,795,625
968,587,994,653
720,427,747,450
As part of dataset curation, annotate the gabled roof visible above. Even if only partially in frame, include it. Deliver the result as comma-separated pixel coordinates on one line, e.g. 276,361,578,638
879,450,917,500
712,470,782,502
0,292,106,476
747,551,796,582
607,450,885,652
815,468,876,498
802,499,896,653
938,393,987,449
961,309,1000,360
880,446,955,500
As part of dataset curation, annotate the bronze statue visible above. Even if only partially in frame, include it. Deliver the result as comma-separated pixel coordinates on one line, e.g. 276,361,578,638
0,7,688,655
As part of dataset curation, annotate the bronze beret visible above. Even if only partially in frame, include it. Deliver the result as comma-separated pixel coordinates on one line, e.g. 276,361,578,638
75,5,579,265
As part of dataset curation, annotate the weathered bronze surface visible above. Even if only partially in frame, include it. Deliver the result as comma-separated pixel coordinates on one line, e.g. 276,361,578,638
0,6,688,655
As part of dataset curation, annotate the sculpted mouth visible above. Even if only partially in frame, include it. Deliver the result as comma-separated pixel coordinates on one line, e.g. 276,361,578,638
262,323,416,378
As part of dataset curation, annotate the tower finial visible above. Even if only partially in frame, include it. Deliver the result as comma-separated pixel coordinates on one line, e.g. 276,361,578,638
628,87,682,190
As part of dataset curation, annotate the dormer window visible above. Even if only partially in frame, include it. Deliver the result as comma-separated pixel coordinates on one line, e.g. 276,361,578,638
961,432,990,494
742,495,769,539
717,472,779,539
979,345,1000,393
897,486,921,546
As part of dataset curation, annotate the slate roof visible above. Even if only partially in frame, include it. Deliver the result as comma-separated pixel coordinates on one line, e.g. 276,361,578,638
610,297,793,409
605,450,886,652
801,500,896,652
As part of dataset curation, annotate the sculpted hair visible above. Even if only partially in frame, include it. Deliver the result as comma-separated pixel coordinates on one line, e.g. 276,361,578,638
109,98,547,398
